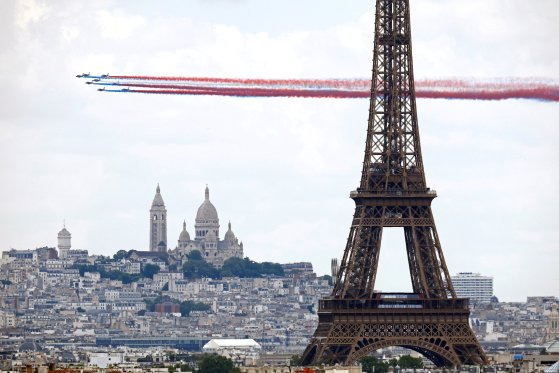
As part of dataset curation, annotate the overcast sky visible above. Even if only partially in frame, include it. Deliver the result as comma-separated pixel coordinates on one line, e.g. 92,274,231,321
1,0,558,302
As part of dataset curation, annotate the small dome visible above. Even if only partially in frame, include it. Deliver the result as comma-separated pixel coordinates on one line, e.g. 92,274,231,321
196,186,218,221
179,221,190,242
58,227,71,237
152,184,165,207
224,221,236,242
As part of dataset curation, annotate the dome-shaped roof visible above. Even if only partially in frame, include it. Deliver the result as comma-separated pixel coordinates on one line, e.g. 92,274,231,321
19,341,43,352
152,184,165,207
58,227,71,237
224,221,236,242
179,221,190,242
196,186,218,221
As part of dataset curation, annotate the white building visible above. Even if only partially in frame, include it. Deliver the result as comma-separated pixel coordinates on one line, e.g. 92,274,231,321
203,339,261,366
451,272,493,303
153,271,184,290
0,310,16,328
88,352,124,368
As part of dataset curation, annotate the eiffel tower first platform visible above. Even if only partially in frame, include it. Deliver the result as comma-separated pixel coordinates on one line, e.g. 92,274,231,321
301,0,487,367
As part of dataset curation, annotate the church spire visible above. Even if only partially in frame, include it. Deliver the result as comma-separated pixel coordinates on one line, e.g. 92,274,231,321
156,183,160,194
205,184,209,201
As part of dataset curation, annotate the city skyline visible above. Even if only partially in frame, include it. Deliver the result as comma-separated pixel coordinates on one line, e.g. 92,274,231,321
1,0,558,302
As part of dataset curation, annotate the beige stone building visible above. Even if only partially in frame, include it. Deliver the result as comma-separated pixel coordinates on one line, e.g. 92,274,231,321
149,184,168,252
172,186,243,268
547,303,559,342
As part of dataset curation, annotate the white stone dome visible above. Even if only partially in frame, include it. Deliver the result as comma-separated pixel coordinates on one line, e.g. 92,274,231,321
58,227,71,237
196,186,218,221
224,221,236,242
178,221,190,242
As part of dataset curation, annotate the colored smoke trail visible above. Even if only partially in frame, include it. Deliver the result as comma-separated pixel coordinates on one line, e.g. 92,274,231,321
77,74,559,102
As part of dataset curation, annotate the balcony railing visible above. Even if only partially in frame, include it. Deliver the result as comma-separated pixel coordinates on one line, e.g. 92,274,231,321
319,294,469,312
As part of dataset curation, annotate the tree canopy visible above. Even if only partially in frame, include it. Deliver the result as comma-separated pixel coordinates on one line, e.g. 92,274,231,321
197,354,240,373
361,355,423,373
142,263,160,279
221,257,284,278
182,256,220,279
144,295,210,317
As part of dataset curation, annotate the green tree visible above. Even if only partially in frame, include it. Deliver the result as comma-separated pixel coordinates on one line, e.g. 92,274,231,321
197,354,240,373
182,259,219,279
142,263,161,279
188,250,203,261
398,355,423,369
179,300,210,316
361,356,389,373
289,355,302,366
221,257,283,278
113,250,128,260
388,358,398,367
144,295,210,316
318,275,333,286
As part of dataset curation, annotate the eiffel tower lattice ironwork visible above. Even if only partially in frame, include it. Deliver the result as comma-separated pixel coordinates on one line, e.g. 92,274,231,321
301,0,487,367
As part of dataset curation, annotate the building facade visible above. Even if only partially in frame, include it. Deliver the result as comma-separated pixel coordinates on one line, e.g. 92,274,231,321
57,225,71,259
149,184,167,252
172,186,243,268
451,272,494,303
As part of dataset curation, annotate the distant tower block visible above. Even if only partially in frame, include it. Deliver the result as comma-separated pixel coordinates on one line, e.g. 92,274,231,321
331,258,339,286
150,184,167,252
57,224,71,259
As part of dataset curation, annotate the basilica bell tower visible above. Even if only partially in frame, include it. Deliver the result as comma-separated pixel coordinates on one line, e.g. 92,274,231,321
149,184,167,252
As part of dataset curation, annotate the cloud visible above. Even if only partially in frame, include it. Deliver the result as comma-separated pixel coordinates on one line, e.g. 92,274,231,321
15,0,49,29
96,9,146,41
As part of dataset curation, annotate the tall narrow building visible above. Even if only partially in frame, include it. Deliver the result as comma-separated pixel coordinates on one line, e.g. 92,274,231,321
57,224,71,259
149,184,167,252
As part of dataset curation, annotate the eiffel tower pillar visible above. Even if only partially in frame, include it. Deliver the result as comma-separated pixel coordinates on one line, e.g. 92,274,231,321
301,0,487,367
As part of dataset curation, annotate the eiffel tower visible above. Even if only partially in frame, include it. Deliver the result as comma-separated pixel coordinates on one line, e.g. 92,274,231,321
301,0,487,367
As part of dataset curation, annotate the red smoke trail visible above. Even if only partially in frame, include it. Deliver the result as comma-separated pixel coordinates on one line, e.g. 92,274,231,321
86,75,559,101
109,75,370,89
130,87,371,98
127,86,559,101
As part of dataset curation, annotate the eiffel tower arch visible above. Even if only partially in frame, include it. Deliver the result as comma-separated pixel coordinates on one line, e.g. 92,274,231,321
301,0,487,367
